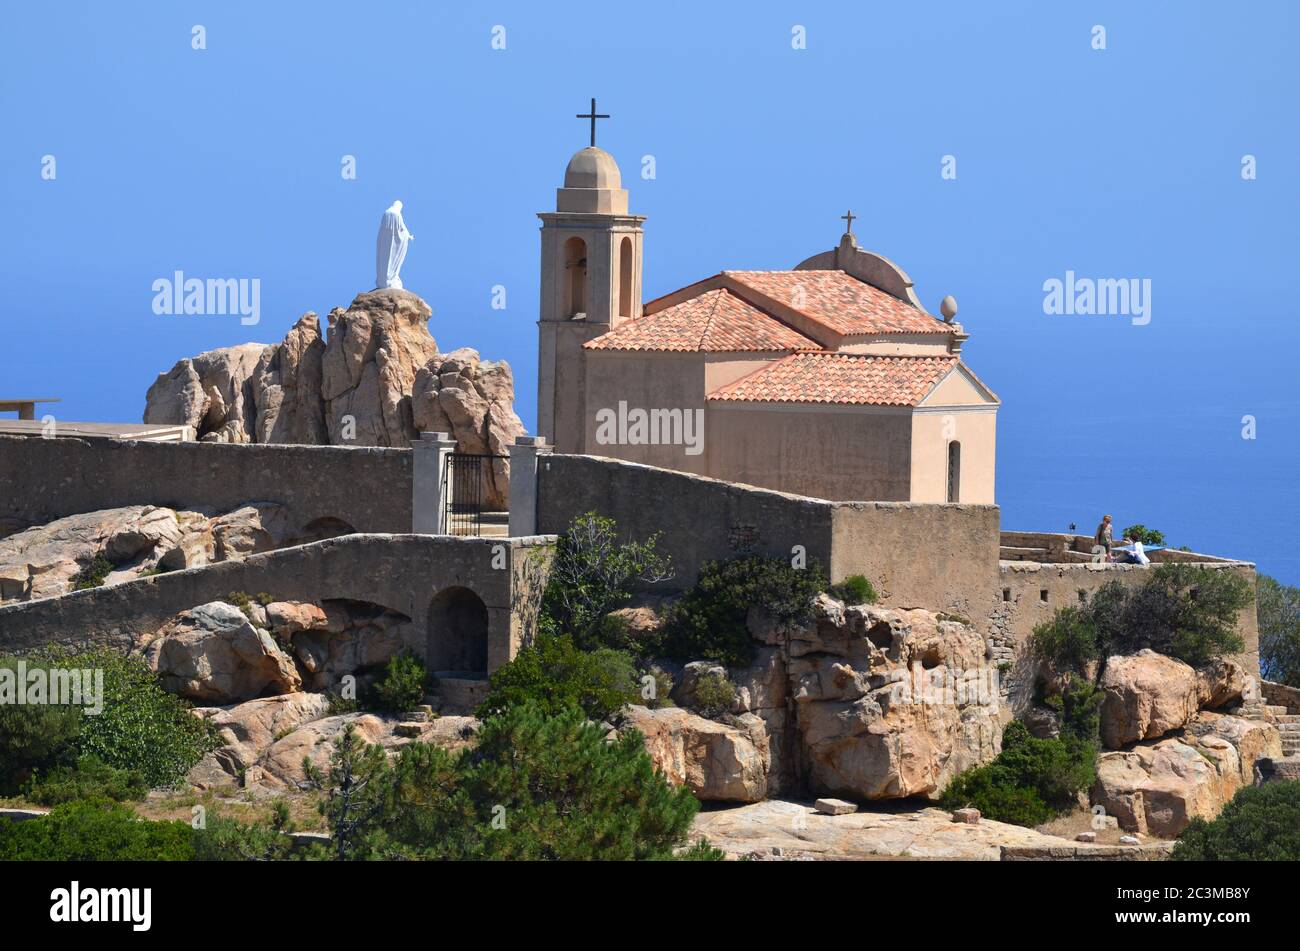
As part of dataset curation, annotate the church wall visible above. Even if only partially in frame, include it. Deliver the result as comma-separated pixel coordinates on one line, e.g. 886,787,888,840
581,351,710,475
703,403,913,501
910,407,997,504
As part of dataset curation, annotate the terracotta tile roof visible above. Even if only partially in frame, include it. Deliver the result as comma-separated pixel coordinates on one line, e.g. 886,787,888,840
584,288,818,352
707,352,961,406
724,270,947,336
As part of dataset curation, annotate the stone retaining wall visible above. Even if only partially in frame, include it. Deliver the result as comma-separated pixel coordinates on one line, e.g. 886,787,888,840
0,435,412,538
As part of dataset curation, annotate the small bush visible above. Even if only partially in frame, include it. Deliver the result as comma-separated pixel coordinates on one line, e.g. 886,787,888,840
0,800,195,861
25,756,148,806
477,632,641,723
369,652,428,713
541,512,672,650
1044,676,1104,745
1172,782,1300,860
72,553,114,590
1121,524,1165,546
1029,606,1100,674
687,670,736,719
828,574,877,605
941,721,1096,827
664,556,828,667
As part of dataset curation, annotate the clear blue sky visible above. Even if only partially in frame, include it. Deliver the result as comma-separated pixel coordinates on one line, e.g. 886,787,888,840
3,2,1298,582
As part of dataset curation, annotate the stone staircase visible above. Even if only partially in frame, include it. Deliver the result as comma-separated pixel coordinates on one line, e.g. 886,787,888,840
1235,683,1300,781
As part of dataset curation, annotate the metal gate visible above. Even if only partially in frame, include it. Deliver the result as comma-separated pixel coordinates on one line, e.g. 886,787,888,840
442,453,506,536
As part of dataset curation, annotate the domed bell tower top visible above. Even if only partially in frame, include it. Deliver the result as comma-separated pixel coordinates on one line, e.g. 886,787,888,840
558,147,629,214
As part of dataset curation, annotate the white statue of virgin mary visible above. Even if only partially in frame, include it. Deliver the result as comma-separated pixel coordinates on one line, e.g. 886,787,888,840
375,200,414,290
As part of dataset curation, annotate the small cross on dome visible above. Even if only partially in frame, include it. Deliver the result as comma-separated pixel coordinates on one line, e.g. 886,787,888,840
576,98,610,148
840,209,856,236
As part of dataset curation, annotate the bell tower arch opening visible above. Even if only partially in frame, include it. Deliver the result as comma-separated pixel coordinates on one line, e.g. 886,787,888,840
564,236,588,317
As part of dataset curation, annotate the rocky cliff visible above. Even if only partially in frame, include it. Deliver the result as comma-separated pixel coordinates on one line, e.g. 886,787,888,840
144,289,525,508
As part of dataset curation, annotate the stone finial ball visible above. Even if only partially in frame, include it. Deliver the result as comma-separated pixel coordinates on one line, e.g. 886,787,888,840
940,295,958,321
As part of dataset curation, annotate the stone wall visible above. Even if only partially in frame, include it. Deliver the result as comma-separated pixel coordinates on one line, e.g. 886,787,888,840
0,435,412,537
993,560,1260,708
537,454,837,589
535,454,1001,616
0,533,554,674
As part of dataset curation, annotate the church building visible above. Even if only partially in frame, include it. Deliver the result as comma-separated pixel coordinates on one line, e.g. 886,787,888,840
536,141,999,504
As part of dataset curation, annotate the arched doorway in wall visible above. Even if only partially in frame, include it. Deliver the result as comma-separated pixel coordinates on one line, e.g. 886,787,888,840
947,441,962,503
426,586,489,675
563,236,588,317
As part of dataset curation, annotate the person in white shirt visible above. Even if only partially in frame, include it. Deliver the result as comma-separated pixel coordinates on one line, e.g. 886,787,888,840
1119,537,1150,565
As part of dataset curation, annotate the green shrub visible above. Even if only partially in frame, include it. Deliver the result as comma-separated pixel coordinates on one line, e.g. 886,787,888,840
941,721,1096,827
541,512,672,650
0,658,83,795
1172,782,1300,860
828,574,877,605
1044,676,1104,745
72,553,114,590
477,632,641,723
1121,524,1165,546
362,703,713,860
369,652,428,713
0,799,195,861
25,755,148,806
192,811,300,861
1029,606,1100,674
57,648,222,787
1029,566,1249,674
686,670,736,719
0,649,220,793
664,556,828,667
1258,574,1300,688
1120,564,1248,666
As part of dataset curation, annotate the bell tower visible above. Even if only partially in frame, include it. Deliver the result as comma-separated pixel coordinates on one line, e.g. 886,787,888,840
537,101,645,453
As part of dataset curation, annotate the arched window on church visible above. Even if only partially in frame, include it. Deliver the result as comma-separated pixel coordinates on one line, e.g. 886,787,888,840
947,441,962,503
564,236,587,318
618,236,633,318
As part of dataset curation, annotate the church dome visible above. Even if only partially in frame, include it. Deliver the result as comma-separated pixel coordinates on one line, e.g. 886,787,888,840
564,147,622,189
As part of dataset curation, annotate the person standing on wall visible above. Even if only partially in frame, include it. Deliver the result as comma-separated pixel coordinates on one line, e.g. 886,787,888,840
1095,514,1115,562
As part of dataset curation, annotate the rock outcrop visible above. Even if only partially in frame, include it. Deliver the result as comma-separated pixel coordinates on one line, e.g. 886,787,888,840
642,598,1005,803
0,503,291,603
1092,711,1282,837
143,289,526,507
1098,650,1246,749
783,602,1003,800
137,597,415,703
141,602,302,703
623,705,770,803
188,694,480,790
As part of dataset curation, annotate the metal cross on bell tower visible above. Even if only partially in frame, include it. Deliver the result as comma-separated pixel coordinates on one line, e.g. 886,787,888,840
576,97,610,148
